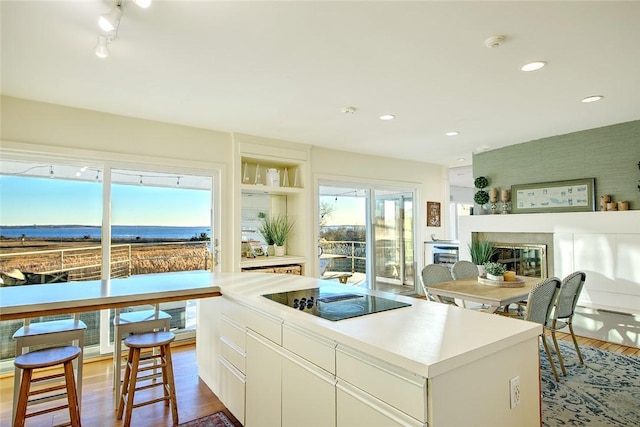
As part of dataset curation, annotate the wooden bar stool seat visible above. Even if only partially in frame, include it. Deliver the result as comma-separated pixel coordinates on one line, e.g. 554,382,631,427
14,346,82,427
117,331,178,427
113,308,171,408
12,318,86,425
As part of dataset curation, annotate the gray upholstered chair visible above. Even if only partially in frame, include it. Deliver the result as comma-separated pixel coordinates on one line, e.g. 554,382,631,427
451,260,479,280
420,264,456,305
523,277,562,381
547,271,586,375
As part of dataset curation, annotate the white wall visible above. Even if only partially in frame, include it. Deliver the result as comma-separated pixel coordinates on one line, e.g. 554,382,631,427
2,96,450,280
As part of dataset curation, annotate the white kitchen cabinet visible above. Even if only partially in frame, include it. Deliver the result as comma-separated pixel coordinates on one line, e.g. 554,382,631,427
246,330,282,427
199,286,542,427
337,381,425,427
282,347,336,427
219,358,245,425
336,345,427,423
218,312,247,424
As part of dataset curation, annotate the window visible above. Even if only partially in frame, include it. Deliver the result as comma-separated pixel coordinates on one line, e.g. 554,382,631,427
0,157,216,370
0,159,103,369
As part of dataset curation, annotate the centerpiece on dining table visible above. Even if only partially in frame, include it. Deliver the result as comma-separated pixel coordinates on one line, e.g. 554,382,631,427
478,262,524,287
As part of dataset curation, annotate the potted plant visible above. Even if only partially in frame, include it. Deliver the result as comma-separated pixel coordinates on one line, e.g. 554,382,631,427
257,214,276,256
260,215,294,257
468,238,494,277
484,261,506,281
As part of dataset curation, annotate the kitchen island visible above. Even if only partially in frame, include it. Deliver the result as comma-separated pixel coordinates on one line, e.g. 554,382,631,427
197,272,542,427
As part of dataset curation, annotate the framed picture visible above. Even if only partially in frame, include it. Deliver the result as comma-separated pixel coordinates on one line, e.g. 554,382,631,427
511,178,595,214
427,201,441,227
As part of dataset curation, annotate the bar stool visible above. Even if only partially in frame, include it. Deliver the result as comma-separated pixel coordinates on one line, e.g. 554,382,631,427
12,318,86,426
14,346,82,427
113,307,171,408
116,331,179,427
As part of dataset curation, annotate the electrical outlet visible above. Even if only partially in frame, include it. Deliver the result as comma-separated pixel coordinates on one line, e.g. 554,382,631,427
510,376,521,409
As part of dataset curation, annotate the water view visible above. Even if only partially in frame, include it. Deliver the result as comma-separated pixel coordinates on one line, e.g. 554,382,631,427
0,225,211,240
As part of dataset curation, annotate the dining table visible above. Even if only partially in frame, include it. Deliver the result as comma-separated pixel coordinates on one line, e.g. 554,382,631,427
0,270,222,321
425,276,542,314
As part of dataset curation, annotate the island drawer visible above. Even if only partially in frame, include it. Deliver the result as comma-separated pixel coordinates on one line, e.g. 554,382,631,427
221,336,246,373
221,315,246,351
222,297,282,345
336,345,427,423
244,307,281,344
283,323,336,374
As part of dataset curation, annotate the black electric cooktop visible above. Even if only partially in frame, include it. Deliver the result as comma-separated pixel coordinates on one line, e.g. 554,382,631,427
262,287,411,321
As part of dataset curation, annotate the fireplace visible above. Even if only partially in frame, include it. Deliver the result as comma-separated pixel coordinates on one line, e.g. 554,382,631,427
491,243,547,278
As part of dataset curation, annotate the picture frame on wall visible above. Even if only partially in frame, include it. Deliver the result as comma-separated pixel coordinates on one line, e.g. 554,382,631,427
427,201,441,226
511,178,595,214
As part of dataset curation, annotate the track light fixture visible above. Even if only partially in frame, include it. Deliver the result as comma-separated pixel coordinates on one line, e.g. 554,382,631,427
94,35,110,58
94,0,151,58
98,5,122,33
131,0,152,8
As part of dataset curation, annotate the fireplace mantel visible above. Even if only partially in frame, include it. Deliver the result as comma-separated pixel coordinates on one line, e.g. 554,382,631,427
459,210,640,315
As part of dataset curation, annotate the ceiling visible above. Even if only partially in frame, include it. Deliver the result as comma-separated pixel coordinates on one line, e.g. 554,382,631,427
2,1,639,186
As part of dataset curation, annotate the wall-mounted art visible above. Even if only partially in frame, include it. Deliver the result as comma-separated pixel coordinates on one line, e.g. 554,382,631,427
511,178,595,213
427,201,441,226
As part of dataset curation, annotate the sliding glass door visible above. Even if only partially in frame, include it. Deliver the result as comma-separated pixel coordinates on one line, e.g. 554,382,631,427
318,182,416,294
374,190,414,292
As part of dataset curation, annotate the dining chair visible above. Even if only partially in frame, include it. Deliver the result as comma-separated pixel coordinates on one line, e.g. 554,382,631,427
420,264,456,305
523,277,562,381
547,271,587,375
451,260,478,279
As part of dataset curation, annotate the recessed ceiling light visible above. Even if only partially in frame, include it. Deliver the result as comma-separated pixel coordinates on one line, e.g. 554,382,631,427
379,114,395,121
341,106,356,114
446,131,460,136
581,95,604,103
457,158,465,162
521,61,546,72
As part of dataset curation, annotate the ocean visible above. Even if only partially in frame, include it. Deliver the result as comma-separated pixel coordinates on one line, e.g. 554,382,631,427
0,225,211,240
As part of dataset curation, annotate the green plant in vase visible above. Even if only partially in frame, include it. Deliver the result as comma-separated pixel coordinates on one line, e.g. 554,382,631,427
484,261,506,281
260,215,294,257
468,238,494,276
257,214,276,256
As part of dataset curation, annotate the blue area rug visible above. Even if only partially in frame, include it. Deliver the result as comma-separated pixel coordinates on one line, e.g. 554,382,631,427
541,340,640,426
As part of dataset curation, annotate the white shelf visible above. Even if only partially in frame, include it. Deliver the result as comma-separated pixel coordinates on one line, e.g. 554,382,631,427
240,255,307,269
241,184,304,195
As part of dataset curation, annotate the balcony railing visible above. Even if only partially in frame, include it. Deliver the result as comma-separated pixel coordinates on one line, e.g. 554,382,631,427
0,241,210,365
319,240,366,273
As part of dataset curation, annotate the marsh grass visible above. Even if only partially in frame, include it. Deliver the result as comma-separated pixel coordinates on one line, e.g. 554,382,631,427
0,239,210,281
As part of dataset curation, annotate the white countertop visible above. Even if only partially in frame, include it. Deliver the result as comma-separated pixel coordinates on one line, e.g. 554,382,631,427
1,270,541,378
210,272,541,378
0,270,221,320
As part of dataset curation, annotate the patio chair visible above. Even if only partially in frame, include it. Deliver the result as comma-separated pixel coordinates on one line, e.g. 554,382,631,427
523,277,562,381
547,271,587,375
421,264,456,305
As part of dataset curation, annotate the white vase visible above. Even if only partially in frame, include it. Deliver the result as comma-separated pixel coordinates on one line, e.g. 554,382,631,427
487,273,503,281
266,245,275,256
477,265,486,278
274,245,285,257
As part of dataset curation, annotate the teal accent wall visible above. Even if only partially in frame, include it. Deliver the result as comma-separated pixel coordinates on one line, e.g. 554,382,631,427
473,120,640,210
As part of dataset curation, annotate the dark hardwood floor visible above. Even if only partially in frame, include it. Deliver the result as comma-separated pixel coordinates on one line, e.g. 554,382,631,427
0,334,637,427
